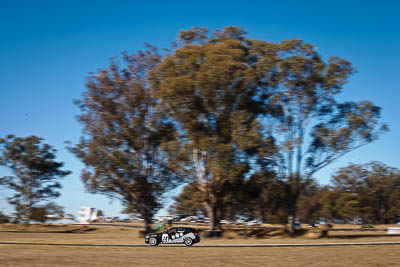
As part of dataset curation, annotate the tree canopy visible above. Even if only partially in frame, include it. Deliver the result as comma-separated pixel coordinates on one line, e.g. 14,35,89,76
151,26,387,231
151,26,272,230
71,26,388,231
71,45,183,231
251,37,388,231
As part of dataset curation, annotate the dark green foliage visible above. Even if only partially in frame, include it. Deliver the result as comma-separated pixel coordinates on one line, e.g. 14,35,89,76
151,26,387,230
0,135,70,222
297,179,322,224
30,202,65,222
169,172,289,224
43,202,65,218
236,173,286,222
318,188,339,223
71,26,388,231
252,38,388,231
30,206,47,222
151,26,271,230
0,211,9,223
330,162,400,224
168,182,205,215
335,193,360,222
297,162,400,224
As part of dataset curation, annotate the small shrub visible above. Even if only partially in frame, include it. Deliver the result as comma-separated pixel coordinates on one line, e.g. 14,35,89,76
0,212,9,223
203,230,223,238
361,224,374,229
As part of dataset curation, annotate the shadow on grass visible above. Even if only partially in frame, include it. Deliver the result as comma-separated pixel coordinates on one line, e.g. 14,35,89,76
327,234,395,239
235,228,293,238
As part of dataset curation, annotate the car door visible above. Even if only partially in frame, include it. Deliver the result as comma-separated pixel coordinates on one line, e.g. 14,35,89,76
161,230,170,243
168,228,177,241
176,228,185,242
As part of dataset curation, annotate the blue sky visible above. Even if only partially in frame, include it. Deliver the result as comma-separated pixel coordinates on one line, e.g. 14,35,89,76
0,0,399,218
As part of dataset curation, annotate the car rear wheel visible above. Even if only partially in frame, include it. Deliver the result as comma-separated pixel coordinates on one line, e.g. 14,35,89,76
184,237,193,246
149,237,159,246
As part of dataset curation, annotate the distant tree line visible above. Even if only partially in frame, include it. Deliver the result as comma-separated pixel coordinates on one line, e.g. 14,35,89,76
170,161,400,224
0,26,392,232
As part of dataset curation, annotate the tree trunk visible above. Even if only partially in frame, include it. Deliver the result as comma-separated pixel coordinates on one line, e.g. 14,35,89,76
143,214,153,233
137,201,153,234
287,172,301,234
209,205,217,230
24,204,31,224
204,196,221,231
288,207,297,234
287,190,298,234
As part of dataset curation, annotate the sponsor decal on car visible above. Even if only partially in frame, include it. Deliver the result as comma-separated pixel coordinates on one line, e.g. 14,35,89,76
146,227,200,246
159,232,197,244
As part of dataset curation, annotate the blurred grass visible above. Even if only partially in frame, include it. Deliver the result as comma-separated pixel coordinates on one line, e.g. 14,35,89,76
1,223,400,266
0,245,399,266
1,223,400,245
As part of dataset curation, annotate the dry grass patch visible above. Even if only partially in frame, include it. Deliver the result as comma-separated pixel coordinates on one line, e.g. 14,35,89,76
1,223,400,246
0,245,399,266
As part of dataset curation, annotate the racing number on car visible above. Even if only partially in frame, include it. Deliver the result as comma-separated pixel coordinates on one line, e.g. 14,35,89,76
162,233,168,242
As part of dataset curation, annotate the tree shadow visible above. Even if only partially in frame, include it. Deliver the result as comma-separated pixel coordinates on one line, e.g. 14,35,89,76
0,227,97,234
327,234,395,239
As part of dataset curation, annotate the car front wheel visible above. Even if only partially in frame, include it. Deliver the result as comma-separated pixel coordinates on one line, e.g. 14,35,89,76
149,237,159,246
184,237,193,246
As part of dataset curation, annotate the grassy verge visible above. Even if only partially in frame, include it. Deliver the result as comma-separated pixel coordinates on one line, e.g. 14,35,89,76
0,245,399,266
1,223,400,245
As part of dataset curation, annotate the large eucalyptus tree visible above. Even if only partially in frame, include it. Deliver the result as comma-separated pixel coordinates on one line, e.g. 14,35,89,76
153,27,387,232
71,46,183,232
151,27,270,230
257,39,388,232
72,26,388,233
